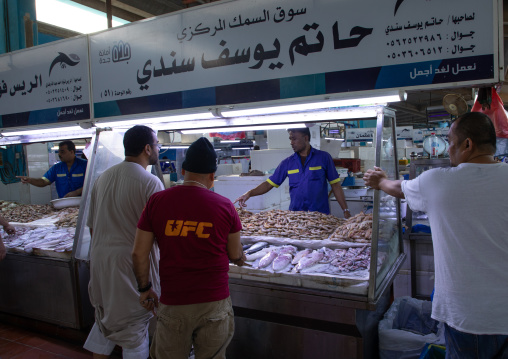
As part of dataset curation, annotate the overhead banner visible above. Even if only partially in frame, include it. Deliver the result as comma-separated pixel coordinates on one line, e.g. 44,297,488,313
89,0,498,118
0,36,91,128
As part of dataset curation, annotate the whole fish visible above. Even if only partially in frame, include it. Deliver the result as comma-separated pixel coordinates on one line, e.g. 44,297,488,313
292,248,312,264
293,251,325,273
278,245,297,255
242,244,253,251
272,253,293,272
245,241,268,255
300,263,330,274
319,247,337,263
258,251,278,268
245,247,271,261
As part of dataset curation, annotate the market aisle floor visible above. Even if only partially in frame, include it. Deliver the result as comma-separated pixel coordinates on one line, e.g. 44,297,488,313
0,322,98,359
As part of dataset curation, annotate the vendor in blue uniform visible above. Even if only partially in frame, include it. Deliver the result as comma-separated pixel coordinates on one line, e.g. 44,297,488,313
17,140,87,198
235,128,351,218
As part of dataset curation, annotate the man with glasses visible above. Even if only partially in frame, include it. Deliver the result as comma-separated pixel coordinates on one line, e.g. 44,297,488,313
84,125,164,359
17,140,87,198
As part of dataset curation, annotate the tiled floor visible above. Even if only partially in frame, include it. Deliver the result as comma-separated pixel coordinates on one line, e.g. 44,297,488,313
0,322,92,358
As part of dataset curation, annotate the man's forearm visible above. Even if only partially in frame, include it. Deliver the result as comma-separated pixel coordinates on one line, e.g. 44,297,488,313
248,181,273,197
331,183,348,210
132,255,151,289
30,178,50,187
0,215,9,227
379,179,405,199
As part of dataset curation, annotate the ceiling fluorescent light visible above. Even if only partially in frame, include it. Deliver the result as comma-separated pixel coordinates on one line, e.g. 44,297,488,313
325,137,344,141
220,140,240,143
2,125,83,136
97,112,216,128
181,123,306,134
233,147,252,150
222,93,404,117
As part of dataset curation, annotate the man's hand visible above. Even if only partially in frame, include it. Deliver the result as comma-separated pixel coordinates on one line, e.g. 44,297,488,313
343,211,352,219
0,241,6,261
64,190,79,198
234,192,251,208
3,224,16,235
231,252,247,267
16,176,31,184
139,288,159,315
363,166,388,190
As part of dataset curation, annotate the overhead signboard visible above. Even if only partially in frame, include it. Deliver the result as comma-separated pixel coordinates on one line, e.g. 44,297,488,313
0,36,91,128
89,0,498,118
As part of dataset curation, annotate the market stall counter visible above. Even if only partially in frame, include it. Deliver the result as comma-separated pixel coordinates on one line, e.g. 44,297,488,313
224,108,406,359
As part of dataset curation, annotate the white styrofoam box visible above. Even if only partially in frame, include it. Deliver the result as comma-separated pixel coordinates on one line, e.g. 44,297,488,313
250,148,293,172
320,139,342,158
267,129,292,149
358,146,375,160
215,163,242,177
214,175,281,210
338,150,355,158
279,199,290,211
30,192,52,205
397,148,406,159
329,199,368,218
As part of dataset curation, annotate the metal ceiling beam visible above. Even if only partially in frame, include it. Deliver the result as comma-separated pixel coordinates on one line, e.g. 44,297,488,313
70,0,146,22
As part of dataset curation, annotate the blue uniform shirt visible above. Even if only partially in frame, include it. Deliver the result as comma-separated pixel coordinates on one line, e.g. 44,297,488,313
268,147,340,214
43,157,88,198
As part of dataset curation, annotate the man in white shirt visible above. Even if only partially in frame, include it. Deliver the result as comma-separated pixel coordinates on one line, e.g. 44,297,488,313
363,112,508,358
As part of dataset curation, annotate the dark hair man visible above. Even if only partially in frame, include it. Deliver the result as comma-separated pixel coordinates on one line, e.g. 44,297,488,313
17,140,87,198
363,112,508,357
235,128,351,218
133,137,245,359
84,125,164,359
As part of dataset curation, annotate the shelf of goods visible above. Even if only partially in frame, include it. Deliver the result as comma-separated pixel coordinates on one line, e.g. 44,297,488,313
225,108,406,359
0,202,93,329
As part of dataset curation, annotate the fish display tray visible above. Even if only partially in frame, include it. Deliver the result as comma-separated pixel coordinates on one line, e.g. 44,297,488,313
234,236,371,295
241,235,369,249
229,264,369,295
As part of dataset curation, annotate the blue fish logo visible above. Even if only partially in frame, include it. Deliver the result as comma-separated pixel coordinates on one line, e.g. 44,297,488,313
49,52,80,76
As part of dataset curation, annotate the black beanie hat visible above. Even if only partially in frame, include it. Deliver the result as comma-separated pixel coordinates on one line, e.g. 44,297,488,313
182,137,218,174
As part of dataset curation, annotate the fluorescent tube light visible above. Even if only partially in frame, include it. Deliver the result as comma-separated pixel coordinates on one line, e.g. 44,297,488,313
2,125,83,136
222,93,404,117
181,123,306,134
233,147,252,150
96,112,216,128
220,140,240,143
325,137,344,141
51,145,86,150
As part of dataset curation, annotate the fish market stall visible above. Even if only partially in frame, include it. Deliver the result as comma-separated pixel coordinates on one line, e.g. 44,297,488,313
223,108,404,359
0,202,93,329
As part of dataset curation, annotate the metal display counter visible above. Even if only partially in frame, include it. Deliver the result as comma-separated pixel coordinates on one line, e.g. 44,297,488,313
225,107,406,359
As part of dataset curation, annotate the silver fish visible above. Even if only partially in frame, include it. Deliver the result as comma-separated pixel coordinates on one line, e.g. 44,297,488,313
245,241,269,254
245,247,271,261
272,253,293,272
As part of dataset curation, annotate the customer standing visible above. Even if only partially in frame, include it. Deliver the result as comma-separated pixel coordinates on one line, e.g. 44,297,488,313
132,137,245,359
363,112,508,358
84,125,164,359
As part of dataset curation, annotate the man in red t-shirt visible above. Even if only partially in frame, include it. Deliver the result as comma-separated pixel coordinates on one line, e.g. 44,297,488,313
132,137,246,359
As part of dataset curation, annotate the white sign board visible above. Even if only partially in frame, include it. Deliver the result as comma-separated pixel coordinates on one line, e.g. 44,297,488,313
89,0,498,117
0,36,90,127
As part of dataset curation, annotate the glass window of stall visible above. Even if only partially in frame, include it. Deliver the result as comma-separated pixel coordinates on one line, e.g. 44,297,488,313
368,108,403,301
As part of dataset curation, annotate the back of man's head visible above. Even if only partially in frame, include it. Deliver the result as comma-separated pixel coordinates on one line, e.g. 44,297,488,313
454,112,496,153
288,128,311,141
124,125,155,157
59,140,76,152
182,137,217,174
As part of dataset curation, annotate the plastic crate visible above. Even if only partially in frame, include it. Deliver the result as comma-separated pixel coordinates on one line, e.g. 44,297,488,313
333,158,361,173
